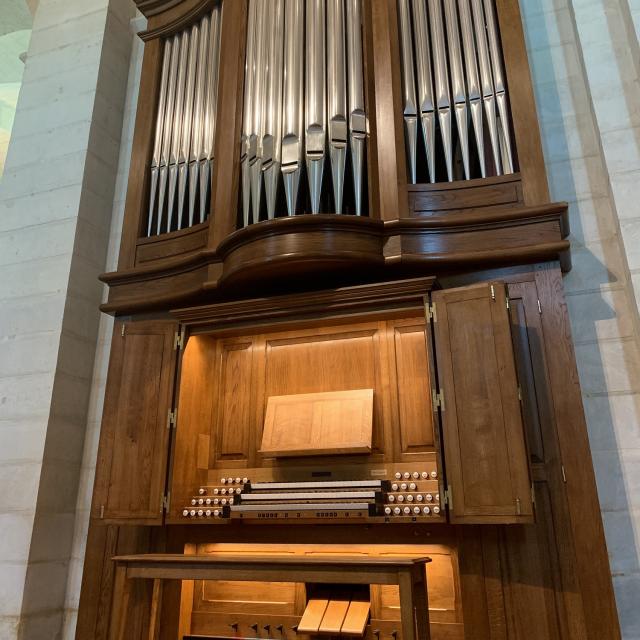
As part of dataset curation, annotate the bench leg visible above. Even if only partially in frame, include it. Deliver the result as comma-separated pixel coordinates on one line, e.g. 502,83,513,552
148,579,164,640
411,566,430,640
398,571,417,640
109,565,132,640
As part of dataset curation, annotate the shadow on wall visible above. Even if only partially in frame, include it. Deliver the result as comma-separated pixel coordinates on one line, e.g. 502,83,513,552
523,0,640,634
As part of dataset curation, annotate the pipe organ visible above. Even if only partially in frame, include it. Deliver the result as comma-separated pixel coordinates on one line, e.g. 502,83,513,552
78,1,622,639
398,0,514,184
146,3,222,237
241,0,368,224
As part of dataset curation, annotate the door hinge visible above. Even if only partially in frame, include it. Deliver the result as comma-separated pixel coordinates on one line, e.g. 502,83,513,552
506,296,510,310
426,302,437,323
516,497,522,515
167,409,177,429
174,329,184,350
537,299,542,314
121,324,125,337
161,493,171,513
444,486,453,511
561,465,567,483
99,505,105,519
517,386,523,402
432,389,445,412
490,284,496,300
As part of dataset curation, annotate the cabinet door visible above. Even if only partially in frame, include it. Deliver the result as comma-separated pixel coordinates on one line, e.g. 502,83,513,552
431,283,533,524
92,321,178,524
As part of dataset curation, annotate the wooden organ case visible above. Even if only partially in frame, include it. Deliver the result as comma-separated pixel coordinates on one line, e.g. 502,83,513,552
77,1,621,640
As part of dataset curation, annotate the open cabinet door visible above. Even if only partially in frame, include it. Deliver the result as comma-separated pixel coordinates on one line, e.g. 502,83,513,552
430,283,533,524
92,320,179,524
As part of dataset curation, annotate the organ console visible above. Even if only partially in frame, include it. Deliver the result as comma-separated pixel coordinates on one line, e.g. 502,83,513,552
77,1,622,639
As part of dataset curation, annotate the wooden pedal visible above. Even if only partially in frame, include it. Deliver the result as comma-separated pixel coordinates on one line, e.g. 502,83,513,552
341,600,371,636
319,599,350,634
298,598,329,634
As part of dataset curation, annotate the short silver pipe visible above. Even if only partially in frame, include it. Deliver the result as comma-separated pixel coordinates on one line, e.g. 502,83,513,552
242,0,258,226
444,0,470,180
471,0,501,174
328,0,347,214
200,5,222,223
148,39,172,236
346,0,366,215
263,0,285,220
167,30,190,232
458,0,485,178
282,0,305,216
428,0,453,182
483,0,513,173
177,22,199,229
306,0,326,214
397,0,418,185
158,34,180,235
411,0,435,184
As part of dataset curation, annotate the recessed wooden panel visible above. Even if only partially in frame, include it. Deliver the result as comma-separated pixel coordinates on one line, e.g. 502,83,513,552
392,323,434,454
431,283,533,523
93,321,177,523
216,341,254,460
199,580,298,615
262,326,388,455
261,389,374,457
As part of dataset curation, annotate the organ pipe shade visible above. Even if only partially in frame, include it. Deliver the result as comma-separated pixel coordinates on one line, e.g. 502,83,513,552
146,3,222,238
240,0,368,227
397,0,516,185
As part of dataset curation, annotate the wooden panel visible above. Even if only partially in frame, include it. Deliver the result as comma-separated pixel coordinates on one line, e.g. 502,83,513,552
198,580,298,615
93,321,177,523
431,283,533,523
409,176,522,215
298,599,329,633
135,222,208,265
262,325,390,456
215,341,254,461
342,601,371,636
168,335,217,521
261,389,374,457
392,321,434,454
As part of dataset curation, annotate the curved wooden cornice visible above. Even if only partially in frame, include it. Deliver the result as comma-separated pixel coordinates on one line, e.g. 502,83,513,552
137,0,214,40
100,203,570,315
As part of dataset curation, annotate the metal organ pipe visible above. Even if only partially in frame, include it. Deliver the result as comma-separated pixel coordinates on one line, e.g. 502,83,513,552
146,4,222,237
241,0,368,225
397,0,515,184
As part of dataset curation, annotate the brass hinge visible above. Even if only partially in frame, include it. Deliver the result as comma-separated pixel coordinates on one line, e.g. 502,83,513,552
426,302,437,323
444,486,453,511
432,389,445,412
517,386,523,402
506,296,510,310
516,497,522,515
99,505,105,519
490,284,496,300
561,465,567,483
174,329,184,350
121,324,125,337
167,409,177,429
537,299,542,314
161,493,171,513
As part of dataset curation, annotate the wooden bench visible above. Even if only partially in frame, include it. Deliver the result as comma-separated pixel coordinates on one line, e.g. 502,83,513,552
109,553,431,639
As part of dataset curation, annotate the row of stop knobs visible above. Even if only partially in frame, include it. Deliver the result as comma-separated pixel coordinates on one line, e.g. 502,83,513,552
384,504,441,516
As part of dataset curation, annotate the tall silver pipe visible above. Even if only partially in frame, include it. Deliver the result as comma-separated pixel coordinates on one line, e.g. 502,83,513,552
148,39,171,236
242,0,258,226
251,0,269,223
200,6,222,223
328,0,347,214
167,30,190,232
263,0,285,219
444,0,470,179
428,0,453,182
189,13,210,225
306,0,326,214
471,0,501,174
483,0,513,173
158,35,180,235
397,0,418,185
411,0,435,184
458,0,485,178
346,0,366,215
282,0,305,216
177,22,199,229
